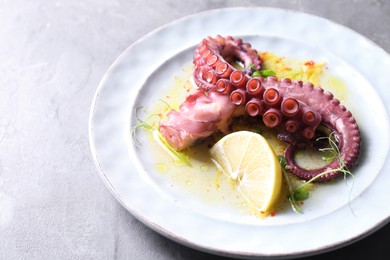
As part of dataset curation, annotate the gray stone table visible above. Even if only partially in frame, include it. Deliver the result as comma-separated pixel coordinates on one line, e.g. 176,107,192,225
0,0,389,259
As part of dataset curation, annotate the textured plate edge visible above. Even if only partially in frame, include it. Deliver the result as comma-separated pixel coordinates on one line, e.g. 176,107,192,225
88,6,390,259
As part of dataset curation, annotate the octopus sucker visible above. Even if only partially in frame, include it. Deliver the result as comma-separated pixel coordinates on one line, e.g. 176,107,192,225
159,36,361,182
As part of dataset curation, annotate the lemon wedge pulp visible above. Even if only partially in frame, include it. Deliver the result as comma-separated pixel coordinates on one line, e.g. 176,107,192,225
210,131,282,216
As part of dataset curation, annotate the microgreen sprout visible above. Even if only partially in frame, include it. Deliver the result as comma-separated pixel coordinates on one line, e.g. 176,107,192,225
278,155,303,214
297,132,354,188
131,105,191,166
158,98,172,111
131,106,160,146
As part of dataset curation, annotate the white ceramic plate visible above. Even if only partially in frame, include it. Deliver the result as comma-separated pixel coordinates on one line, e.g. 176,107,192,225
89,7,390,259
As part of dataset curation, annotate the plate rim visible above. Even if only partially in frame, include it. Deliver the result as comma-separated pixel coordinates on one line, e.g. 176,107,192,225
89,6,390,259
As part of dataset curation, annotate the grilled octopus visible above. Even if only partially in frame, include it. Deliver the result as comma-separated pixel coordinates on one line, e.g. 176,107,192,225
159,36,361,182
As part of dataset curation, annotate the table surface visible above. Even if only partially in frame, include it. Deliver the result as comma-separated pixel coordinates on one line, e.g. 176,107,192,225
1,0,389,259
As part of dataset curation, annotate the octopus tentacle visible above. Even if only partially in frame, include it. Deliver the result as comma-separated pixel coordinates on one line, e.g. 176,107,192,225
263,78,361,181
159,90,236,150
160,36,361,182
193,35,261,91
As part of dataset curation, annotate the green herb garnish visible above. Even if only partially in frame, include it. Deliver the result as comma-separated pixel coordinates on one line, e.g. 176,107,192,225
259,69,276,77
293,187,309,201
249,63,276,78
251,68,276,78
252,70,262,77
278,155,303,214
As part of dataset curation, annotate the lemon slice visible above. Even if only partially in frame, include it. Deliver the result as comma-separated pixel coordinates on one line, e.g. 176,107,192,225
210,131,282,216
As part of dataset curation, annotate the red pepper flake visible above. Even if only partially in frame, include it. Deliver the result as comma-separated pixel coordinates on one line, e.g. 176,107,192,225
299,201,305,205
270,212,276,217
304,60,315,66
